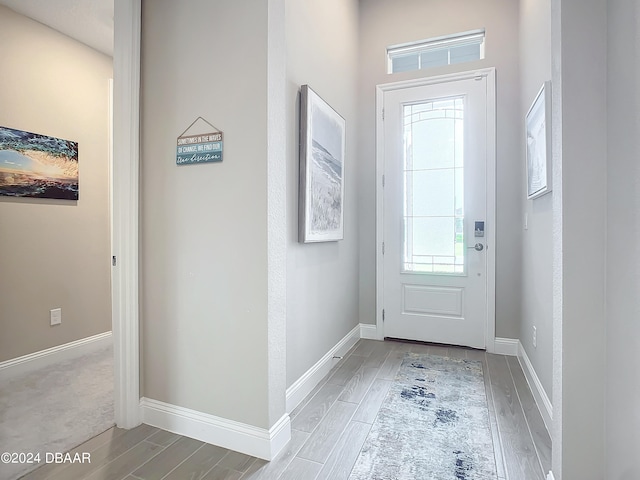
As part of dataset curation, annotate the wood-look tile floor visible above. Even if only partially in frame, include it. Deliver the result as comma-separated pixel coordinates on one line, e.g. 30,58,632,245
21,339,551,480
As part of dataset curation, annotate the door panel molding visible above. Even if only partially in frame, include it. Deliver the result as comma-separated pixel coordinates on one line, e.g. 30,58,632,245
375,68,496,351
402,285,464,317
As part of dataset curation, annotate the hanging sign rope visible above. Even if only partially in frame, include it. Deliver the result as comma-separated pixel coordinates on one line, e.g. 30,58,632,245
176,117,223,165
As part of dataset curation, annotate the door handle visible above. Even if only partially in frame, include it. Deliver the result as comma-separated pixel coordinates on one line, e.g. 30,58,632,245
467,243,484,252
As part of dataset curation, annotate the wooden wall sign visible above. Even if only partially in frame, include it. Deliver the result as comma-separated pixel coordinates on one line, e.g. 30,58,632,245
176,117,223,165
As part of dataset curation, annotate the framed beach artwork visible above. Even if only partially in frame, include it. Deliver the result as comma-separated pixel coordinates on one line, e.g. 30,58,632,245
299,85,346,243
526,81,552,199
0,126,79,200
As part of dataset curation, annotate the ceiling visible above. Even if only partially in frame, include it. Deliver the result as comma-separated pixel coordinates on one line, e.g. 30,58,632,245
0,0,114,56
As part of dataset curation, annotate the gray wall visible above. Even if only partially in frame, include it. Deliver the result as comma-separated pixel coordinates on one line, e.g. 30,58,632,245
551,0,607,477
519,0,553,400
285,0,361,387
606,0,640,477
140,0,273,429
357,0,522,339
0,6,112,362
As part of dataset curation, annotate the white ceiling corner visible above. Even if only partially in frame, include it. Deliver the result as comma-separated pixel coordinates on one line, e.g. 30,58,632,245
0,0,114,56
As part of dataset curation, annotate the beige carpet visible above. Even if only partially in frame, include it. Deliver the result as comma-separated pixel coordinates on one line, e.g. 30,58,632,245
0,345,114,480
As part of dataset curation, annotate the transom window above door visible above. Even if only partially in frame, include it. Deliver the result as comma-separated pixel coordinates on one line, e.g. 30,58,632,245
387,30,485,74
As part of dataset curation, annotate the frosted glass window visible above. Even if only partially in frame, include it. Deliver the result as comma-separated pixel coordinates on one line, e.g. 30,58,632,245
392,55,419,73
403,98,465,274
388,30,485,74
450,43,482,64
420,49,449,69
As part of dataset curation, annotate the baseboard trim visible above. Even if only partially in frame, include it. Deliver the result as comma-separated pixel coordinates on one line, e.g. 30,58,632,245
518,341,553,433
285,324,361,413
140,398,290,460
491,337,519,356
0,331,113,381
359,323,378,340
546,471,555,480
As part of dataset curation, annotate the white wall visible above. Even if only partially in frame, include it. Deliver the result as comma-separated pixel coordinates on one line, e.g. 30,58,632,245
285,0,360,387
519,0,553,400
358,0,522,339
140,0,278,429
606,1,640,478
0,5,112,362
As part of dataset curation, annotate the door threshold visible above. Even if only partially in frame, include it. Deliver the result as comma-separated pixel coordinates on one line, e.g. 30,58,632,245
383,337,486,352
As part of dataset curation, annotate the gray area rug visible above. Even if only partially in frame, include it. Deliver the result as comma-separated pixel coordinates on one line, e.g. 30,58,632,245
349,353,498,480
0,345,114,480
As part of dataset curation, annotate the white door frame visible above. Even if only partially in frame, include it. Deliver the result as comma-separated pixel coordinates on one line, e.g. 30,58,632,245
112,0,141,429
375,68,497,352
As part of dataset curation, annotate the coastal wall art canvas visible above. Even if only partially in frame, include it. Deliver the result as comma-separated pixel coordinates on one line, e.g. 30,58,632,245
298,85,346,243
526,81,552,199
0,126,79,200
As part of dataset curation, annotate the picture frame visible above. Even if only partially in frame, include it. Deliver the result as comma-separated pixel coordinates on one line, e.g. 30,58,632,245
299,85,346,243
526,81,552,199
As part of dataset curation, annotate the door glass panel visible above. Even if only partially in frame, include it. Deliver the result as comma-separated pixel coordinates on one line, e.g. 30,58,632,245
403,97,464,274
407,170,454,217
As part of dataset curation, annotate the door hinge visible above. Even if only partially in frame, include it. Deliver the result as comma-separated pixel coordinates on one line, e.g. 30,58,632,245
382,309,385,321
382,108,385,120
382,242,385,255
112,256,117,267
382,174,385,187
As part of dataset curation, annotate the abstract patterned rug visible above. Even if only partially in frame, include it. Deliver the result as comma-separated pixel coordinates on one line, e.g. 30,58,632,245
349,353,498,480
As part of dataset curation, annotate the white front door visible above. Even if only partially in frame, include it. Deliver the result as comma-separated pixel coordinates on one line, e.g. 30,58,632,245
380,72,495,349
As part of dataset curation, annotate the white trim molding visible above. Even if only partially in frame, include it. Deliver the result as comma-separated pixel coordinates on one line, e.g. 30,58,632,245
360,323,379,340
112,0,141,429
0,332,112,382
546,471,555,480
484,69,497,354
285,324,360,413
490,337,519,356
140,398,291,461
518,341,553,433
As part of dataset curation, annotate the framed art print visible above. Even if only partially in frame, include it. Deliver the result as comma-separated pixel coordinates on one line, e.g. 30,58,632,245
299,85,346,243
526,81,552,200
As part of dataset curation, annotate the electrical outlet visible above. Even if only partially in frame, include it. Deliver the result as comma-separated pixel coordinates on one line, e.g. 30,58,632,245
533,326,537,348
50,308,62,326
